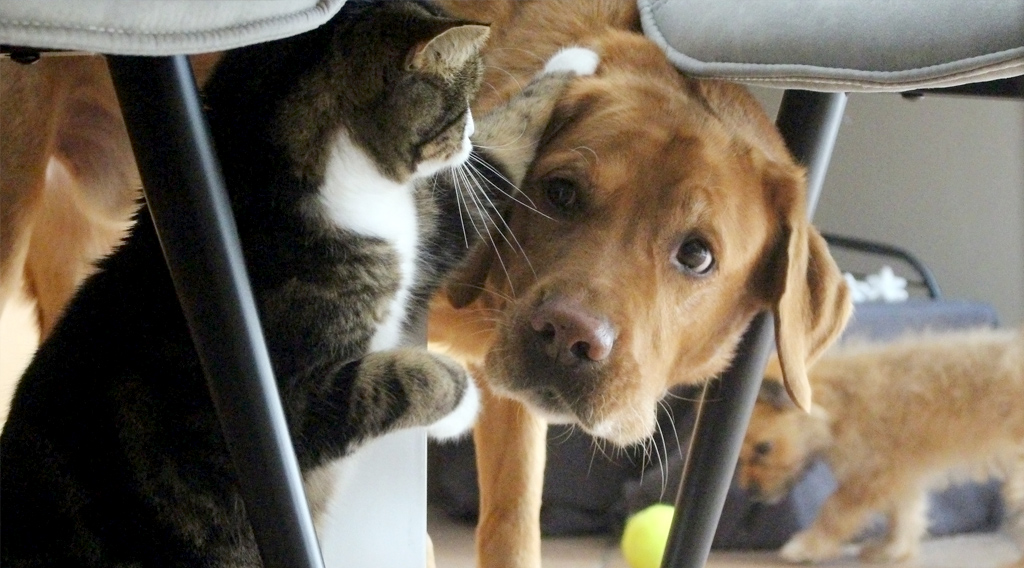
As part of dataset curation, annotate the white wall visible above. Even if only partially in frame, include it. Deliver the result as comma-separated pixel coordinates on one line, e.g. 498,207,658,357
750,88,1024,326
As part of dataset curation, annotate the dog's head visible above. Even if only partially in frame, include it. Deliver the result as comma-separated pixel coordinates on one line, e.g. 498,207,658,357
438,31,851,445
737,376,825,504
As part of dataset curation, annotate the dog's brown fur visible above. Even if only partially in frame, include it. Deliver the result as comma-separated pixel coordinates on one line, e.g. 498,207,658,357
429,1,852,566
739,328,1024,565
0,53,221,340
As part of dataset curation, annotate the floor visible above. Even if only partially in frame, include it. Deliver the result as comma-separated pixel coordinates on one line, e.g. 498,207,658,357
3,296,1021,568
429,507,1021,568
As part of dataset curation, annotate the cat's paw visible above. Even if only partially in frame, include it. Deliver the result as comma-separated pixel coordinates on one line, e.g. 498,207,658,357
780,529,843,564
543,47,599,76
426,371,479,441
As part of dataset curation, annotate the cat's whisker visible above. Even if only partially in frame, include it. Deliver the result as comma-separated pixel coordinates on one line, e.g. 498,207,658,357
485,47,548,65
446,172,471,249
463,165,539,288
462,166,534,266
463,163,529,255
472,123,534,151
457,168,517,298
482,64,525,96
467,154,547,216
454,167,517,297
453,166,490,251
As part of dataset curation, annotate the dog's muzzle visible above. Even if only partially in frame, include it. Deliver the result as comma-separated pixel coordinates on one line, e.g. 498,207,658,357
528,296,616,365
506,295,617,421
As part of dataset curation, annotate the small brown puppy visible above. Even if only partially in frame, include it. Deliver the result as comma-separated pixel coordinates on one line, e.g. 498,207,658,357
429,1,852,566
739,328,1024,565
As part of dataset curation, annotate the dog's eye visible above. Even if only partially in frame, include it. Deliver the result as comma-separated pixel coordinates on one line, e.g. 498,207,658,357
543,177,578,212
675,237,714,275
753,441,772,456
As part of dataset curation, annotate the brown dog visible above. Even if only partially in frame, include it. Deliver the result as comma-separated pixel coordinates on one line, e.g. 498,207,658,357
739,329,1024,565
428,1,852,566
0,53,221,341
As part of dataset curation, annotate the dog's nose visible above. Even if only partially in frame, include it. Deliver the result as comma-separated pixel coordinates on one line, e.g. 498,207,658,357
529,298,615,364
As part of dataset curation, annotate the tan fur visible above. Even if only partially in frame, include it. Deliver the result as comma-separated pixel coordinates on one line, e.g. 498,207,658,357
429,1,851,566
739,328,1024,564
0,52,222,340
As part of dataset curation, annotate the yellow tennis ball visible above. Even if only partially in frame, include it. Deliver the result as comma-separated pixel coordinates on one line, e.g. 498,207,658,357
621,503,675,568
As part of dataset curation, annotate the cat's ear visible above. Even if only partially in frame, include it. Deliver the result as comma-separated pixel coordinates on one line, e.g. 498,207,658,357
407,24,490,75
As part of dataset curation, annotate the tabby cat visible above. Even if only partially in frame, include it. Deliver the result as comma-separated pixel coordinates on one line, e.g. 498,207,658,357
0,0,594,564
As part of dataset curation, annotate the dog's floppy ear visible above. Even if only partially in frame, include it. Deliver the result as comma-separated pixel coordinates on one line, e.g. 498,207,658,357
764,164,852,412
445,241,496,309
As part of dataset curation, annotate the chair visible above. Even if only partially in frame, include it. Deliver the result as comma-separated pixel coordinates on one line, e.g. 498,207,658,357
637,1,1024,566
1,2,352,567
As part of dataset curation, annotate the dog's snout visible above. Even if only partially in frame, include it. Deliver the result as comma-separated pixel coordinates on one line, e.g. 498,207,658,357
529,298,615,364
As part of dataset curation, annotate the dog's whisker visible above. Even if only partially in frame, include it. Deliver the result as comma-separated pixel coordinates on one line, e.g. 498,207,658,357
570,145,599,167
658,398,685,464
662,390,703,404
654,413,670,499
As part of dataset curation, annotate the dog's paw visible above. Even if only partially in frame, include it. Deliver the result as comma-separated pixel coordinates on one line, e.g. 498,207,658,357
780,530,843,564
425,362,479,441
543,46,599,76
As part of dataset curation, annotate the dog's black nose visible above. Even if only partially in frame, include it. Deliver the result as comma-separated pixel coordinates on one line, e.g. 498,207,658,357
529,298,615,364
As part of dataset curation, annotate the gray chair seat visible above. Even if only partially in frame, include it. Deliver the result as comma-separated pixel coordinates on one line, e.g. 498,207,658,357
0,0,345,54
639,0,1024,91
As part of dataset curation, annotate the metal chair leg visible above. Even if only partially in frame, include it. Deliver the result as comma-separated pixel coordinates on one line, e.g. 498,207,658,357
661,91,847,568
106,55,325,568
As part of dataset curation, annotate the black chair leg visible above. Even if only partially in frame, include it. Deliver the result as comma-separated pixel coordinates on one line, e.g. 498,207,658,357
106,55,325,568
661,91,847,568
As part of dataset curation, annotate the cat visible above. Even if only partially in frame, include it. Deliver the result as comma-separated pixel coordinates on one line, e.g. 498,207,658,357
0,0,594,564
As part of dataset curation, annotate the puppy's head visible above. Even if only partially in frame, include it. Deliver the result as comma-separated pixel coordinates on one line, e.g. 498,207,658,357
737,377,825,504
443,32,850,445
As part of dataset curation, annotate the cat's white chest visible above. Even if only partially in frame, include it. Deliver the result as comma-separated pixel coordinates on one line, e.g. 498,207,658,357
318,133,417,352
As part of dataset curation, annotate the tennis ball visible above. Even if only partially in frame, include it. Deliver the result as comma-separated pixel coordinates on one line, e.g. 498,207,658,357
621,503,674,568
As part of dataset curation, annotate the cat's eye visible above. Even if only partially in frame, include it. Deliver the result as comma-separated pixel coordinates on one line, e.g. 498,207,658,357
674,237,715,275
544,177,578,212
